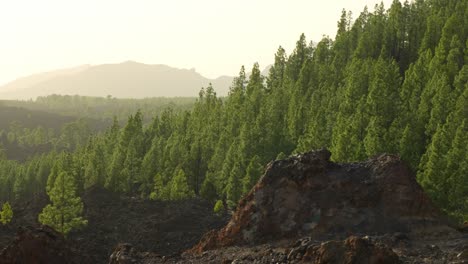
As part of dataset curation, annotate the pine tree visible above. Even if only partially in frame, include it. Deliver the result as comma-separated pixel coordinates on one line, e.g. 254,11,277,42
417,125,450,208
105,116,120,157
169,169,194,200
286,33,312,82
84,142,106,189
218,139,240,199
242,155,263,195
187,138,204,195
287,57,314,141
399,125,421,169
400,49,432,117
0,202,13,224
367,56,401,126
397,50,433,166
107,113,143,193
444,121,468,216
140,137,162,197
226,161,242,209
0,143,6,160
200,175,218,202
331,58,372,161
266,46,287,91
364,116,388,157
123,138,141,194
425,72,454,138
13,171,27,200
39,172,87,235
149,173,168,201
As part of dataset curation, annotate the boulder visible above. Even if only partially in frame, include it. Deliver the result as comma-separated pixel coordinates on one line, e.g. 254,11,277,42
192,149,444,252
0,226,81,264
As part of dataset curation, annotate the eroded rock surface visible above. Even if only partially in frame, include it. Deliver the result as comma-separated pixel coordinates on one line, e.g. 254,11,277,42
0,226,82,264
299,236,400,264
193,149,447,253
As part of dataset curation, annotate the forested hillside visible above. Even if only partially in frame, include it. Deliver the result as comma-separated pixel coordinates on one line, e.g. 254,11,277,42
2,95,195,121
0,0,466,235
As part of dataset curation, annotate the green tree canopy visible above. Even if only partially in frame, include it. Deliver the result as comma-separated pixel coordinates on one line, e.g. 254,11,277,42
0,202,13,224
39,171,87,235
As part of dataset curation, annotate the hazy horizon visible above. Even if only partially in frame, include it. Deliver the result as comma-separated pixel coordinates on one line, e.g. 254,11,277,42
1,0,393,86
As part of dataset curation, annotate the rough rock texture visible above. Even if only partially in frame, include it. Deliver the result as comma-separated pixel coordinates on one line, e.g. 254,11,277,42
108,236,401,264
0,226,82,264
457,247,468,262
192,149,445,253
123,232,466,263
299,236,400,264
108,243,162,264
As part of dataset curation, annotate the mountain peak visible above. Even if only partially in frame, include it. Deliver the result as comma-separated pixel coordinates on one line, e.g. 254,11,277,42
0,63,234,100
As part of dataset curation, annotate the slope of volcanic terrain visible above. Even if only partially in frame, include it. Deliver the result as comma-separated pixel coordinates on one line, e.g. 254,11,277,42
1,149,467,263
121,149,466,263
0,187,227,263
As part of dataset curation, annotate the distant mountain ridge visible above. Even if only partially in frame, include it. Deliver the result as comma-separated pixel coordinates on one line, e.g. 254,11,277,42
0,62,236,99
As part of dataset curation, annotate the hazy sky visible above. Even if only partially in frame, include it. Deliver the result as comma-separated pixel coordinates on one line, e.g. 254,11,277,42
0,0,394,85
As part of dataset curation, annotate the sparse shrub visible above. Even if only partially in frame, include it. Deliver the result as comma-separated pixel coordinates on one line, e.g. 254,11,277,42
213,200,224,215
0,202,13,224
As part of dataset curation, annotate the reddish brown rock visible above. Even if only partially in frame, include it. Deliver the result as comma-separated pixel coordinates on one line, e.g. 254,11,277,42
301,236,400,264
0,226,82,264
192,149,443,253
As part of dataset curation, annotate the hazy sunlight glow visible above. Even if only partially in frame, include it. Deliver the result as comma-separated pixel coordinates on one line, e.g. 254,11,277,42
0,0,393,85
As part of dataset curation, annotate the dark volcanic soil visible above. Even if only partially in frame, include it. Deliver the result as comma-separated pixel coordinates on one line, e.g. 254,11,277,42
0,186,227,263
0,193,48,248
72,186,227,263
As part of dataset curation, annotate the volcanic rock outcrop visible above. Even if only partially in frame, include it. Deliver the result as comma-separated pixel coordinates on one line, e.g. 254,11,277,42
193,148,446,252
0,226,81,264
296,236,401,264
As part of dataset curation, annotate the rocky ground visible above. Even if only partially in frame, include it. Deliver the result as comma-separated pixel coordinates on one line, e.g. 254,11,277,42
108,149,468,264
1,149,467,263
108,232,468,263
0,187,227,263
70,186,227,262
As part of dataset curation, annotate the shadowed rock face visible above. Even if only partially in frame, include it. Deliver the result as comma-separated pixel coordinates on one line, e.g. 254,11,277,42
192,148,444,252
0,226,81,264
